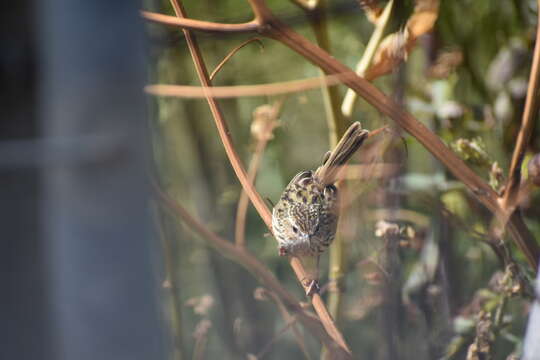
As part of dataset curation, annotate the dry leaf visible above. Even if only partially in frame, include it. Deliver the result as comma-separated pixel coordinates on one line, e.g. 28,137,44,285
407,0,439,40
364,0,439,80
365,30,410,80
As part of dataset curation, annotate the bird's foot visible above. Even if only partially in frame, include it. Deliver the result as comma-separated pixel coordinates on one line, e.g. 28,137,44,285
278,246,288,256
304,279,320,297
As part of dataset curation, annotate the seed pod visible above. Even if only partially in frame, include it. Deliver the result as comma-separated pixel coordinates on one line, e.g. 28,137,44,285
528,153,540,186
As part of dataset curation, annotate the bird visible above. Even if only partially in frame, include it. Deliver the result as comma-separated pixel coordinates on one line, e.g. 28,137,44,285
272,122,369,295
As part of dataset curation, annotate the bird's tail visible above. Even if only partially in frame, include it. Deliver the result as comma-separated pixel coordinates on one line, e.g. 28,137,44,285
314,122,369,185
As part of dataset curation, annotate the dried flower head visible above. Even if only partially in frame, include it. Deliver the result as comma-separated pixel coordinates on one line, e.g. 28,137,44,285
357,0,383,23
250,104,280,142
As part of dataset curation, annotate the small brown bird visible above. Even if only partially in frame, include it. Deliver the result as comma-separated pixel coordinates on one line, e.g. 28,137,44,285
272,122,369,294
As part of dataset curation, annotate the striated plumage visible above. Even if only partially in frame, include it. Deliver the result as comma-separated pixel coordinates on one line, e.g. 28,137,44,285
272,122,369,258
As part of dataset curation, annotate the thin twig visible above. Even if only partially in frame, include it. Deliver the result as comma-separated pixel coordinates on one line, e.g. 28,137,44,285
167,1,352,356
502,0,540,212
153,205,184,360
235,139,267,248
142,10,259,33
341,0,394,117
210,38,264,81
192,321,210,360
295,0,347,145
145,72,354,98
235,101,282,248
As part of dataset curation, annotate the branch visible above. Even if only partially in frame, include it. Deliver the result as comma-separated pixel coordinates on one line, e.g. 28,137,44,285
210,38,264,81
341,0,394,117
145,73,351,98
235,101,282,248
141,10,259,33
502,0,540,211
167,0,352,356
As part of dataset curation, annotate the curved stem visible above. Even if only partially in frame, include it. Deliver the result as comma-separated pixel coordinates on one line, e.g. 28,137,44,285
210,38,264,81
234,135,269,248
145,73,350,98
141,10,259,33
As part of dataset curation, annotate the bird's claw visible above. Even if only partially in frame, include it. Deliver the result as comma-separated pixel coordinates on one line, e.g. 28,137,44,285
305,279,320,297
278,246,288,256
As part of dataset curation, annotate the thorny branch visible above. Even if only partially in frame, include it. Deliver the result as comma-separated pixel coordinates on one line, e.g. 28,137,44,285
209,37,264,81
146,72,356,98
144,0,539,271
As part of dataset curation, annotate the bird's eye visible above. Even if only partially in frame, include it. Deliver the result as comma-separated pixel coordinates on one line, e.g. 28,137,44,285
292,226,298,234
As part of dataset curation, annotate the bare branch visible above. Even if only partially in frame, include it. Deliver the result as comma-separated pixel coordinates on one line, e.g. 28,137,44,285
502,0,540,211
146,72,352,98
141,10,259,33
210,38,264,81
235,101,282,248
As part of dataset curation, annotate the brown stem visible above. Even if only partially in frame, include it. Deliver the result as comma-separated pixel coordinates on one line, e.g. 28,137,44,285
145,73,352,98
502,0,540,211
257,288,312,360
235,100,282,248
168,0,352,356
210,38,264,81
141,10,259,33
234,136,269,248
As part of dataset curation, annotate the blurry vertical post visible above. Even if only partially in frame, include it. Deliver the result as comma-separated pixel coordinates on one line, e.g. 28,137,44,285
39,0,167,359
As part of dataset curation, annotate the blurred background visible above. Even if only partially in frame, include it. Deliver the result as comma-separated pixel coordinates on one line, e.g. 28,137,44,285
3,0,540,359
